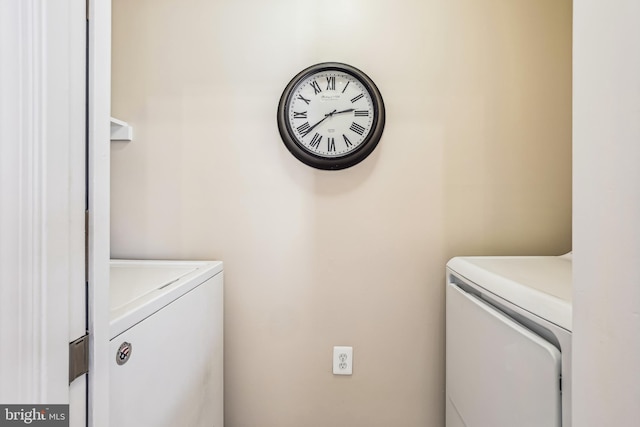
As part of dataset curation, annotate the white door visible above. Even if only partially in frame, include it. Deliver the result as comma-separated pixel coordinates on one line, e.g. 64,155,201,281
446,283,562,427
0,0,87,424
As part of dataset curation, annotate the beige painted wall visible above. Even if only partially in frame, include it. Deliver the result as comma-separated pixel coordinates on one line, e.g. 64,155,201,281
111,0,572,426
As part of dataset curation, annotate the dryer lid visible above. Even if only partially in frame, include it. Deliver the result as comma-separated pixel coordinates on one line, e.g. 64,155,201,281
447,255,572,331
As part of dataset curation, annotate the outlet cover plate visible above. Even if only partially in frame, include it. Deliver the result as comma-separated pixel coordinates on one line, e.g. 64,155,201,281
333,346,353,375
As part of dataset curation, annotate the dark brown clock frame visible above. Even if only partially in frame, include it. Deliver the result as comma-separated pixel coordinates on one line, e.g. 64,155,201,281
277,62,385,170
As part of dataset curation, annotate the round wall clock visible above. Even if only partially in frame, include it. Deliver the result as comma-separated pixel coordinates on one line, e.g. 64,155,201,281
277,62,385,170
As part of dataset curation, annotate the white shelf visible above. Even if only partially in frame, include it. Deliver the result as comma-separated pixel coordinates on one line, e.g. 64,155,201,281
110,117,133,141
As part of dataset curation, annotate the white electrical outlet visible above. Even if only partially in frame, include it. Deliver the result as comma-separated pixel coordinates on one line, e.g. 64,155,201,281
333,346,353,375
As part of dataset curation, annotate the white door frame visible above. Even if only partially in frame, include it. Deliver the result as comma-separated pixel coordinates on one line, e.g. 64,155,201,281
87,0,111,426
0,1,111,426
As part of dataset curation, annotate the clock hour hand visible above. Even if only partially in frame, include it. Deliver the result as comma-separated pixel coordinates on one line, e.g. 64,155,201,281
331,108,355,115
301,108,354,137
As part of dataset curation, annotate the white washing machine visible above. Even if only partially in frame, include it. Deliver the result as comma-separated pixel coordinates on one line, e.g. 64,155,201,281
109,260,224,427
446,254,572,427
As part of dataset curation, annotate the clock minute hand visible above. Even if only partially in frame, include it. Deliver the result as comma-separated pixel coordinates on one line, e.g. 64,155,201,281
303,109,337,136
302,108,354,137
304,116,328,136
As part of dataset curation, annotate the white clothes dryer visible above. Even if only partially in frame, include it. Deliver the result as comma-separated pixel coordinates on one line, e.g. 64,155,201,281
446,254,572,427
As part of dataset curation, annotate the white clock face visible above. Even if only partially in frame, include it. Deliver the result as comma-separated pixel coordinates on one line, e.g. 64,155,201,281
286,70,375,158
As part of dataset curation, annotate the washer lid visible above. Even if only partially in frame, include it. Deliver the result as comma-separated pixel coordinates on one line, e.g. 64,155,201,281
109,259,223,339
447,255,572,331
110,263,199,310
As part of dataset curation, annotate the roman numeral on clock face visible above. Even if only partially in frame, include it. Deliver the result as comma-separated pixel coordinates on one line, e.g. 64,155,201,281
342,81,350,93
351,93,364,103
343,134,353,147
310,80,322,95
310,132,323,149
350,122,366,136
297,122,311,135
328,137,336,152
297,94,311,105
293,111,307,119
326,76,335,91
354,110,369,117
